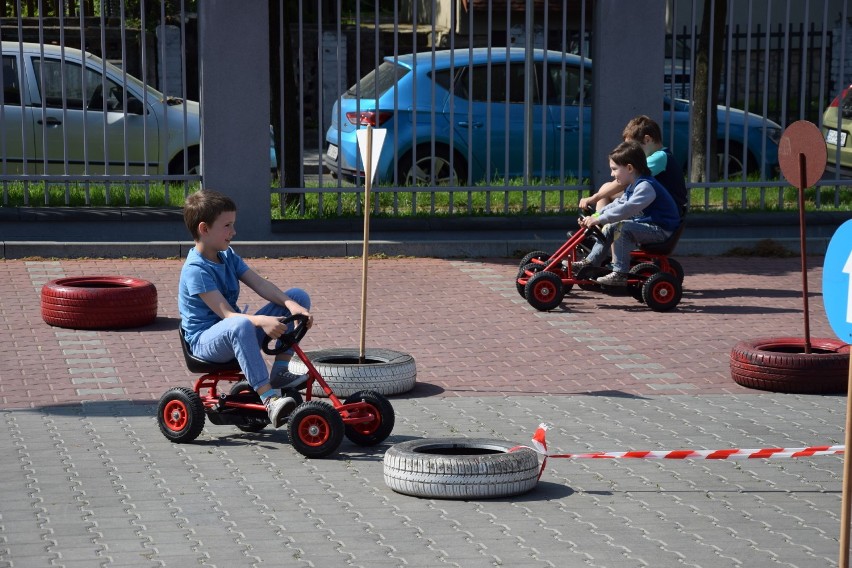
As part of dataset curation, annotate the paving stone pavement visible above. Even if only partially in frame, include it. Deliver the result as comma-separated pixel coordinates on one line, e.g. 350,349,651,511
0,255,847,567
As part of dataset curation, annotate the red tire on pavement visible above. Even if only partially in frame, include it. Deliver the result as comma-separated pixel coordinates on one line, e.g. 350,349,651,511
41,276,158,330
730,337,850,394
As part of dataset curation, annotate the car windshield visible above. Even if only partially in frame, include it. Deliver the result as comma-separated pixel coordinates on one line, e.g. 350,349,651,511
344,60,408,99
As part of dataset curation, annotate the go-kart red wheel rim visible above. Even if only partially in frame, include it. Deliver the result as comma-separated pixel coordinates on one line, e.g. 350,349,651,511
650,280,676,304
349,404,380,436
298,415,332,447
162,400,189,432
532,281,556,302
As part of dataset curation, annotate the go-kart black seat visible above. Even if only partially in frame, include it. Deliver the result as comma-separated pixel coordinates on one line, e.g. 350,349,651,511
179,329,242,374
638,221,686,256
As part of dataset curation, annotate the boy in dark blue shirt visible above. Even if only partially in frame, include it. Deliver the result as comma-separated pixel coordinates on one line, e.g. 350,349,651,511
580,115,687,216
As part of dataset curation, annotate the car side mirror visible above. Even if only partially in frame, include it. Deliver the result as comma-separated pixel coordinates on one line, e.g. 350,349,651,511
126,97,145,115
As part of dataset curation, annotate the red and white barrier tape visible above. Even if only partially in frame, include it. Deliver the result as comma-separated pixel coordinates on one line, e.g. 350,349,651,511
512,424,845,480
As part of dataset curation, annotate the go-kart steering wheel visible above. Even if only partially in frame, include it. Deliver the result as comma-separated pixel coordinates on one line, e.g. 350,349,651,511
578,207,607,243
262,313,309,355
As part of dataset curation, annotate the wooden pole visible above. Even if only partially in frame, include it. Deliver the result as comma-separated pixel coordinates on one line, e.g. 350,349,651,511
840,353,852,567
358,126,373,364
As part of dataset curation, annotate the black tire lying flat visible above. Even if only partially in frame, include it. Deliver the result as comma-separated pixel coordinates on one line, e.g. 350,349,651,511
288,348,416,397
730,337,850,393
41,276,157,329
383,438,540,499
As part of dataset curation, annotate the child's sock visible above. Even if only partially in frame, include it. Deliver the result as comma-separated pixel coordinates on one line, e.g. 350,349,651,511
259,388,277,402
270,361,288,381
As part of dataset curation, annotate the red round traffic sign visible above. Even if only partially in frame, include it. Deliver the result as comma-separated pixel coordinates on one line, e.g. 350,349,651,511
778,120,827,189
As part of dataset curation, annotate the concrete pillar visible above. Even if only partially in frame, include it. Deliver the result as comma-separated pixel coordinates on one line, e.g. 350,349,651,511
198,1,271,240
591,0,666,190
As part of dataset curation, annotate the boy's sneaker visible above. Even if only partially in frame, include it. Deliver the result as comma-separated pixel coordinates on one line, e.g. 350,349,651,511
270,369,308,390
264,395,296,428
570,259,591,273
596,271,628,286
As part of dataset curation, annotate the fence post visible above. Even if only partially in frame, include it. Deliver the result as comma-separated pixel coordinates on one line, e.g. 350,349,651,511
198,0,271,240
590,0,666,190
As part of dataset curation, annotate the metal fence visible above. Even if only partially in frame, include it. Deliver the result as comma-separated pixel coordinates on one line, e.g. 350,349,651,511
275,0,851,218
0,0,850,216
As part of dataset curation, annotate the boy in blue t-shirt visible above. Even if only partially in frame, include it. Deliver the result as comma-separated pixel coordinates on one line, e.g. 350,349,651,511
580,115,687,216
575,141,681,286
178,189,314,428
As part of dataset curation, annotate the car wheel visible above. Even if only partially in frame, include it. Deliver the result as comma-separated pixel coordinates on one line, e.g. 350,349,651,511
716,141,756,178
383,438,540,499
168,146,201,177
399,143,467,186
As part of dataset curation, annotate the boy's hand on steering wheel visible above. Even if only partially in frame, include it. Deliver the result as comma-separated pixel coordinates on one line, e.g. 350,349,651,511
291,308,313,329
259,315,286,339
580,215,600,228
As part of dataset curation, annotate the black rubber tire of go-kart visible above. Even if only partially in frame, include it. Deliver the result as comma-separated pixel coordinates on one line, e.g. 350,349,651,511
343,390,395,446
730,337,850,394
41,276,158,330
288,401,345,458
641,272,682,312
383,438,540,499
516,262,542,298
525,270,564,311
288,348,416,397
629,262,660,302
157,387,206,443
518,250,549,271
660,258,685,284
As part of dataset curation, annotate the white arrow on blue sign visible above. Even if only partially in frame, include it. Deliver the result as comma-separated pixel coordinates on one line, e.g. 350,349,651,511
823,219,852,343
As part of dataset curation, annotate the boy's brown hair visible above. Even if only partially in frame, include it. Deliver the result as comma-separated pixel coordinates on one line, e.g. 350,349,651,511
183,189,237,240
622,115,663,144
609,141,652,177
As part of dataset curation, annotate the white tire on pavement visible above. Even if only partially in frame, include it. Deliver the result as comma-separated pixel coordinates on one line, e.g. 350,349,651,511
383,438,540,499
288,347,416,397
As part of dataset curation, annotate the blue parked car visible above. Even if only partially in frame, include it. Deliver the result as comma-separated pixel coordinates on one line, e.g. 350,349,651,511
324,48,781,185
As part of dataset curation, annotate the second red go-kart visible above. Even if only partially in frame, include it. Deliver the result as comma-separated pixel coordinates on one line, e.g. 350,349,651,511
157,314,395,458
516,210,685,312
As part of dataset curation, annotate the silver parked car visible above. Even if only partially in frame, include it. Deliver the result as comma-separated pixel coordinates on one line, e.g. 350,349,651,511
0,41,200,176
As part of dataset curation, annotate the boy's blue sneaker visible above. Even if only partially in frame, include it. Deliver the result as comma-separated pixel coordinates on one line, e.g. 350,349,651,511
270,369,308,390
264,395,296,428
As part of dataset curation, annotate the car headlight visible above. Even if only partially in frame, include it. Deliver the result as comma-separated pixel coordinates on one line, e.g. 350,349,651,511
766,126,782,145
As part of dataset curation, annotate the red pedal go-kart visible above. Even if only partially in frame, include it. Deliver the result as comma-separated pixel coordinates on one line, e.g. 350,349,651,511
157,314,395,458
516,211,685,312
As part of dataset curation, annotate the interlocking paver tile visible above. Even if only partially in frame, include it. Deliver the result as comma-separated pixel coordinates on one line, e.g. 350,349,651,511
0,255,847,567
